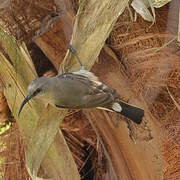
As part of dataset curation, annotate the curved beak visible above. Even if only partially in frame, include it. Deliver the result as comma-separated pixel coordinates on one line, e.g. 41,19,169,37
18,94,33,117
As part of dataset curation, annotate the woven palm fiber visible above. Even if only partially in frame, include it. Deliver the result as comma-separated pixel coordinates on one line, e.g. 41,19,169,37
0,1,179,179
107,5,180,180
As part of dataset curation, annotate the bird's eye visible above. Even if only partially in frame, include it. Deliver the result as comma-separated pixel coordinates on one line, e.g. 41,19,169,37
36,88,41,93
33,87,42,96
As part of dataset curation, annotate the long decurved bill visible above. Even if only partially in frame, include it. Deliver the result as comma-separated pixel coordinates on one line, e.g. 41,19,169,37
18,94,33,117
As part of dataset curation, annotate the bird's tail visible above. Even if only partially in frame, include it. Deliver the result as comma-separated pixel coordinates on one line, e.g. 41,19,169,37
112,101,144,124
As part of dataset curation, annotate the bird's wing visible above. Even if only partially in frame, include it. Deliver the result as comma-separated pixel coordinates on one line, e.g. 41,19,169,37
57,70,118,96
56,72,93,87
72,69,100,84
56,70,119,108
82,93,114,108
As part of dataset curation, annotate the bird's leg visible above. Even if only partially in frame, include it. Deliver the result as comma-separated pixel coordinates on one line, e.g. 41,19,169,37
67,44,85,70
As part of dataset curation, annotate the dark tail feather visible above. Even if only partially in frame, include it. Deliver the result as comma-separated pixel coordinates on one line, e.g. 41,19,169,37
118,101,144,124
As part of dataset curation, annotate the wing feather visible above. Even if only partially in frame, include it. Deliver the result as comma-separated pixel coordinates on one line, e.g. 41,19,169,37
56,70,119,108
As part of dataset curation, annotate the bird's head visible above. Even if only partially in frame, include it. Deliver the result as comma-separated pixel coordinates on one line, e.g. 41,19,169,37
18,76,49,116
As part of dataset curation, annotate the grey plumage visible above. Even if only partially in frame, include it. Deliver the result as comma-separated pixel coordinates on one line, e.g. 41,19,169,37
18,69,144,124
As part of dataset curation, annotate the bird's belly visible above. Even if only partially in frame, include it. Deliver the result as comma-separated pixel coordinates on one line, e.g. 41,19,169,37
53,79,90,108
54,95,86,108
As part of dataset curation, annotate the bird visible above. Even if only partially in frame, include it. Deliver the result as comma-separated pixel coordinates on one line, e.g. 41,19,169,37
18,46,144,124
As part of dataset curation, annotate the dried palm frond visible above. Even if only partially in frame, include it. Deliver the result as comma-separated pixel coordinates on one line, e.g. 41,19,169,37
166,86,180,112
178,6,180,42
